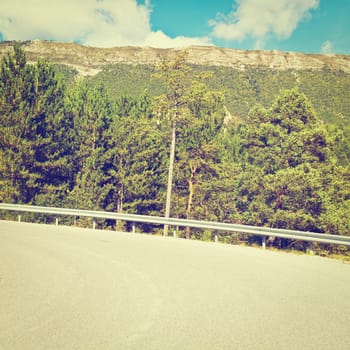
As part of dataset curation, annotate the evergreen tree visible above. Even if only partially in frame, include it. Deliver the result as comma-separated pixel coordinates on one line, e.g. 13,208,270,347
175,84,226,238
221,88,349,242
0,44,70,205
105,96,167,219
65,81,113,210
153,51,192,235
153,51,226,237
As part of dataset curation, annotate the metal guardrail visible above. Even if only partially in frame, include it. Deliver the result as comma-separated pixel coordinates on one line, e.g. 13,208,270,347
1,203,350,247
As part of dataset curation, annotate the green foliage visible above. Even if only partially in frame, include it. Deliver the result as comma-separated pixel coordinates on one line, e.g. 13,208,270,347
152,52,227,239
1,44,349,251
104,110,168,216
88,64,163,100
65,81,114,210
89,63,350,127
54,64,78,84
219,88,349,243
319,165,350,236
0,44,70,205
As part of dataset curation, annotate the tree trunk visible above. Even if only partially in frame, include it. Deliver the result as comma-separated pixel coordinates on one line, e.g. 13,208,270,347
185,164,197,239
164,120,176,236
116,191,124,231
185,179,194,239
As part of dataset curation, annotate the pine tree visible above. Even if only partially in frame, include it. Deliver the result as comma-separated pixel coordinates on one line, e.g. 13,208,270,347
221,88,349,241
0,44,70,205
65,81,113,211
153,51,192,235
104,96,167,219
153,51,226,237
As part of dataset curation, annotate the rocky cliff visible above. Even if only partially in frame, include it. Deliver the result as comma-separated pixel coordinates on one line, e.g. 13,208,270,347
0,40,349,76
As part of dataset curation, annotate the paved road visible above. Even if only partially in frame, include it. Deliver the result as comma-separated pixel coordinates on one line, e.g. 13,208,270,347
0,220,350,350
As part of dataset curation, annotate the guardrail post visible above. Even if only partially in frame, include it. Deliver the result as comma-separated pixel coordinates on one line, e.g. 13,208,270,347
262,236,266,250
132,222,136,233
18,215,21,223
173,226,177,238
56,218,59,226
214,234,218,243
93,219,96,230
308,242,315,255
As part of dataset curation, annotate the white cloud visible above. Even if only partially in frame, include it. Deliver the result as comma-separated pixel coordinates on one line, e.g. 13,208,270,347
144,31,211,48
321,40,334,54
209,0,319,45
0,0,211,48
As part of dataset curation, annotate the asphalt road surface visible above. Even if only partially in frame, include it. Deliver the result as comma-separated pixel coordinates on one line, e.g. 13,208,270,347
1,220,350,350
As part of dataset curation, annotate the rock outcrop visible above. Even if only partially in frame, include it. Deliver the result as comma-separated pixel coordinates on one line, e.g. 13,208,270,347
0,40,349,76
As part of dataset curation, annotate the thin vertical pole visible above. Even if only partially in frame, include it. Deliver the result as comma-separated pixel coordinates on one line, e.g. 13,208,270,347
164,120,176,237
308,242,314,255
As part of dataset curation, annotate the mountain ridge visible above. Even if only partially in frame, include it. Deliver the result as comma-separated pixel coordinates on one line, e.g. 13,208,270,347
0,40,349,76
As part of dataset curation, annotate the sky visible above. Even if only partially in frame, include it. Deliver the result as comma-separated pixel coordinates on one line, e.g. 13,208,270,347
0,0,349,54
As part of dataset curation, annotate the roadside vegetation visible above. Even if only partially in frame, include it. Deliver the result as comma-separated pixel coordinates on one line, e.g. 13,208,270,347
1,44,349,257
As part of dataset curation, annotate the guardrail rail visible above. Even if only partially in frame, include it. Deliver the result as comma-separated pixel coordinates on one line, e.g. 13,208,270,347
1,203,350,249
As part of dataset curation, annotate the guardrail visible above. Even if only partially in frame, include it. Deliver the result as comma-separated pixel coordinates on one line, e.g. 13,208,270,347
1,203,350,248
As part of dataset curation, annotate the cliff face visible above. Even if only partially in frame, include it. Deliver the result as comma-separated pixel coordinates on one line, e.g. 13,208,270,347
0,40,349,76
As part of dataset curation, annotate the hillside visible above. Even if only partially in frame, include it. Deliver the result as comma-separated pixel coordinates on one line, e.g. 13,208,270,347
1,42,350,245
89,63,350,125
1,40,350,124
1,40,350,75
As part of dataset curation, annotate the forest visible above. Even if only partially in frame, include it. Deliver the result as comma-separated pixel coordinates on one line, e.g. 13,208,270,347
1,44,349,254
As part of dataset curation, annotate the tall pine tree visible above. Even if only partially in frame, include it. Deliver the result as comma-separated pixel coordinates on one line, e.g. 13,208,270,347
0,44,70,205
